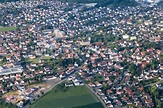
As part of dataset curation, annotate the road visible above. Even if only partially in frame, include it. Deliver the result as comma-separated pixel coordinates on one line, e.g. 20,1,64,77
144,80,161,87
85,84,107,108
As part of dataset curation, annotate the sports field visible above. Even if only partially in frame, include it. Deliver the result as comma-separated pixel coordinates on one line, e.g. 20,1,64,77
30,85,104,108
0,26,17,32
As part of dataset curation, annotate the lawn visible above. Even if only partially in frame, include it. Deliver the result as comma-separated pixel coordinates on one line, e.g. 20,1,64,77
28,58,40,63
30,86,101,108
0,60,3,66
0,26,17,32
41,56,52,60
27,56,52,63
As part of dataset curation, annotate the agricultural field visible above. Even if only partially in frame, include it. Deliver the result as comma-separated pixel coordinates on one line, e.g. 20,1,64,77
30,85,103,108
0,26,17,32
74,102,104,108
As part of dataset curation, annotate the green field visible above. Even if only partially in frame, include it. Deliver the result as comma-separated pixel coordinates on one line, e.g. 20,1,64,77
41,56,52,60
27,58,40,63
27,56,52,63
0,61,3,66
0,26,17,32
74,102,104,108
30,86,103,108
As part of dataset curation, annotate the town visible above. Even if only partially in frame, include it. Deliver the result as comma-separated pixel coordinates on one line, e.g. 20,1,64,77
0,0,162,108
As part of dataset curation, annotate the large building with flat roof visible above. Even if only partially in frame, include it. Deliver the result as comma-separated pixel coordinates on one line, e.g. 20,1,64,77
0,66,23,76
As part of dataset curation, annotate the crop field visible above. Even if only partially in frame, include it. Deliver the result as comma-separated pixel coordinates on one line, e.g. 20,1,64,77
30,85,103,108
74,102,104,108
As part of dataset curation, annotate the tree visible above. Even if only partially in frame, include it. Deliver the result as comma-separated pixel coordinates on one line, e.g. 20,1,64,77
128,63,137,76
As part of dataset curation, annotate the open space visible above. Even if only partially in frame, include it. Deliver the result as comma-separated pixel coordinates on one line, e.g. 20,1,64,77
30,85,103,108
41,56,52,60
74,102,104,108
27,58,40,63
2,91,23,104
0,60,3,66
0,26,17,32
27,56,52,63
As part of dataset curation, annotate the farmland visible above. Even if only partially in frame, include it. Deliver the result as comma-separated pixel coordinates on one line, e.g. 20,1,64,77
30,85,103,108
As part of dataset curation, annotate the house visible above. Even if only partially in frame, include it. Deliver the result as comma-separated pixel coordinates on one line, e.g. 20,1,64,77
95,81,102,87
66,69,74,75
88,82,96,87
58,72,66,79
